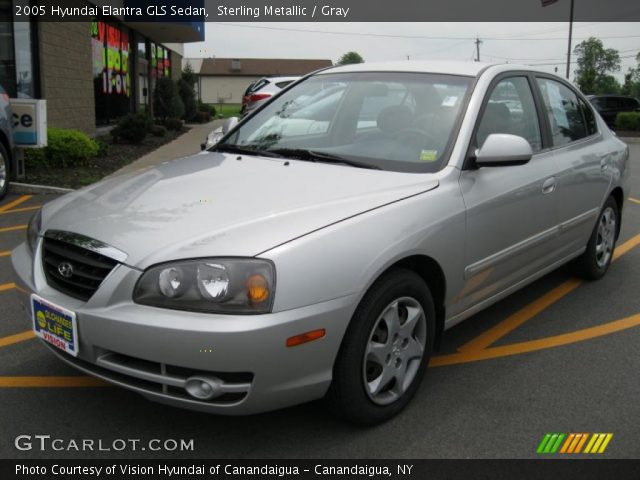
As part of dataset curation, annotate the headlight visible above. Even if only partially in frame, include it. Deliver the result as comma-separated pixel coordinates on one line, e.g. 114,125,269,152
26,210,42,253
133,258,275,314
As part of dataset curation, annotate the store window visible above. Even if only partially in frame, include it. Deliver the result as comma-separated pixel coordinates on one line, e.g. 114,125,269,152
91,20,132,124
0,0,38,98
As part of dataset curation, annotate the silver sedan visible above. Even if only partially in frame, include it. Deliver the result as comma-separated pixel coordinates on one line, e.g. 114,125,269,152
12,61,629,425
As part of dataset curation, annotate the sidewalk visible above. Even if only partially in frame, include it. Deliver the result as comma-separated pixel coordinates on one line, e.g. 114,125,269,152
109,119,224,177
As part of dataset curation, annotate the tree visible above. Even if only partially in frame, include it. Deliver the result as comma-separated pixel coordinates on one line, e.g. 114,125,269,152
337,51,364,65
153,77,185,120
622,52,640,98
573,37,621,95
177,63,198,121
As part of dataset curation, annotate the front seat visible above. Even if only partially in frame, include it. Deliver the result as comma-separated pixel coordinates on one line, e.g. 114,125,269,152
476,102,511,148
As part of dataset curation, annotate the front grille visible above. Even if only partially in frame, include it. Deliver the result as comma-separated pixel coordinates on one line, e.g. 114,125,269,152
42,236,118,301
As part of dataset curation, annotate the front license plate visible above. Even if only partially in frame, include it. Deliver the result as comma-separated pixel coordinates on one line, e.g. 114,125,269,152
31,294,79,356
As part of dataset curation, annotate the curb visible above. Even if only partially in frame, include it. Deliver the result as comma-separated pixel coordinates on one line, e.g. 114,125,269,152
620,137,640,144
9,182,74,195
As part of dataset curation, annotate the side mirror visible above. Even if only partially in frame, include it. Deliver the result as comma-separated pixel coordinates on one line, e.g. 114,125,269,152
475,133,533,167
222,116,239,135
201,126,224,151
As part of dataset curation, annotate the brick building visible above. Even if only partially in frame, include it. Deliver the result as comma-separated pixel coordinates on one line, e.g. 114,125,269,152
0,1,204,135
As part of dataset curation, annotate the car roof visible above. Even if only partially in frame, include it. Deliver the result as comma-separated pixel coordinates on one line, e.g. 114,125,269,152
320,60,496,77
317,60,564,79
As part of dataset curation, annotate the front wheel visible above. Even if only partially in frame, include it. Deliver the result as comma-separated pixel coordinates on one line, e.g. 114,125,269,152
325,269,435,425
574,196,619,280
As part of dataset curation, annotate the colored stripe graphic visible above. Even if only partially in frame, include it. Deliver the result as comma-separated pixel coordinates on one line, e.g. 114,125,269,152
539,433,613,454
537,433,565,453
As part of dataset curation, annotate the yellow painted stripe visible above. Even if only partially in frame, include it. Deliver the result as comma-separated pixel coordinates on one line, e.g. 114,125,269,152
574,433,589,453
0,250,10,257
584,433,598,453
457,232,640,353
629,197,640,205
0,330,35,348
613,233,640,260
458,279,582,352
0,205,40,215
590,433,606,453
431,312,640,367
597,434,613,453
0,225,26,233
0,282,16,292
560,433,575,453
0,195,32,213
0,376,108,387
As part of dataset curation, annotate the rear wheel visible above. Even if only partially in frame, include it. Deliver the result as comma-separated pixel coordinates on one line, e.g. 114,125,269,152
0,143,10,200
325,269,435,425
574,196,619,280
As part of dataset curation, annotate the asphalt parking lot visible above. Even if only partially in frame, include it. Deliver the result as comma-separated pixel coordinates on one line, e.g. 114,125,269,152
1,142,639,460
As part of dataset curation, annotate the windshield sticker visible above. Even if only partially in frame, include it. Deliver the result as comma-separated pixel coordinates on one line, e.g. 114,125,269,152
420,150,438,162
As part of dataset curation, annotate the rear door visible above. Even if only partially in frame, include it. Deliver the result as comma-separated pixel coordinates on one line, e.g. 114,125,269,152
534,76,612,254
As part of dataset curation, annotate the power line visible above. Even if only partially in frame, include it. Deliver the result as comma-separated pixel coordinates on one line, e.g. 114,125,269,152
210,23,640,42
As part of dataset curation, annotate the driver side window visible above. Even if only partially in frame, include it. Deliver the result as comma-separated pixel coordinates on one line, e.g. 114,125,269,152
476,77,542,152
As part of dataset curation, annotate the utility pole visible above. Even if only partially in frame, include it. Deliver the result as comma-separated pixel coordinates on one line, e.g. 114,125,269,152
475,37,482,62
565,0,575,79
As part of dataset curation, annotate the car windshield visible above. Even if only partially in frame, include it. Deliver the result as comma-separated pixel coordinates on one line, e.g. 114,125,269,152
218,72,473,173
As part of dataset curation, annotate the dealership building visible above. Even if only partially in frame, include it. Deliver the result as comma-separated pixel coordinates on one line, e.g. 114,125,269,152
0,0,204,136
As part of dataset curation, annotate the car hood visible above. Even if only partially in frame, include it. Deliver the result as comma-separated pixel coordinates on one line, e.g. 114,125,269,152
42,152,439,269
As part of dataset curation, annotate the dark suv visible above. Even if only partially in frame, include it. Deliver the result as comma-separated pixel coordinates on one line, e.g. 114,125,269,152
587,95,640,128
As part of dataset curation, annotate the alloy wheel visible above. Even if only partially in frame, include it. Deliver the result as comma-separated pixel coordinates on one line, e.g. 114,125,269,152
595,206,616,268
363,296,427,406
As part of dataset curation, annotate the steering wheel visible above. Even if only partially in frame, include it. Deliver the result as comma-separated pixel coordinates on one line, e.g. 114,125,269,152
391,127,437,149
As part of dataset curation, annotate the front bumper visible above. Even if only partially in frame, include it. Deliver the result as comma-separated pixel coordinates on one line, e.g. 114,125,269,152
11,241,358,414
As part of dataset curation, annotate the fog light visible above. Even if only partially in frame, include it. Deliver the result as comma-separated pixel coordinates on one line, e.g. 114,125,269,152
184,376,222,400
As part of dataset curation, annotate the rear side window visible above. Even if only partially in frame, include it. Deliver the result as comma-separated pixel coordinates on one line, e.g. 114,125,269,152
578,98,598,136
536,78,587,146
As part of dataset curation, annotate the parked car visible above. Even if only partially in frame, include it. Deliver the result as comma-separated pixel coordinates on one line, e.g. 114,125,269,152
12,61,629,425
241,76,300,117
586,94,640,128
0,86,14,200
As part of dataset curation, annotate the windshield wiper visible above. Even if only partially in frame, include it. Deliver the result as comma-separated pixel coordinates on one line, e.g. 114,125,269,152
214,144,284,158
267,148,381,170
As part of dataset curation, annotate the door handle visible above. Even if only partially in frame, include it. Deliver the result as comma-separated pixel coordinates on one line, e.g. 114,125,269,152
542,177,556,195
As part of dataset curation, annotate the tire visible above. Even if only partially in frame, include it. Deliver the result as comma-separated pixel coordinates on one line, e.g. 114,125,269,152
325,269,435,425
574,196,619,281
0,142,9,201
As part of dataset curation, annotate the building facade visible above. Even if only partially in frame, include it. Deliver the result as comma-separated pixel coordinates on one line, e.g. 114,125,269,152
0,0,204,135
193,58,333,105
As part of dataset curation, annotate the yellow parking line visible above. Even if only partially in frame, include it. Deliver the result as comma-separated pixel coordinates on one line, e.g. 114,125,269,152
457,233,640,353
458,279,582,353
0,225,26,233
629,197,640,205
0,195,32,213
431,312,640,367
0,250,10,257
0,282,16,292
0,330,35,348
0,205,40,215
0,376,108,387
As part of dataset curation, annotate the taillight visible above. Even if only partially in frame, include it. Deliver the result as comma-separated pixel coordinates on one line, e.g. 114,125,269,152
249,92,272,102
0,93,9,104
